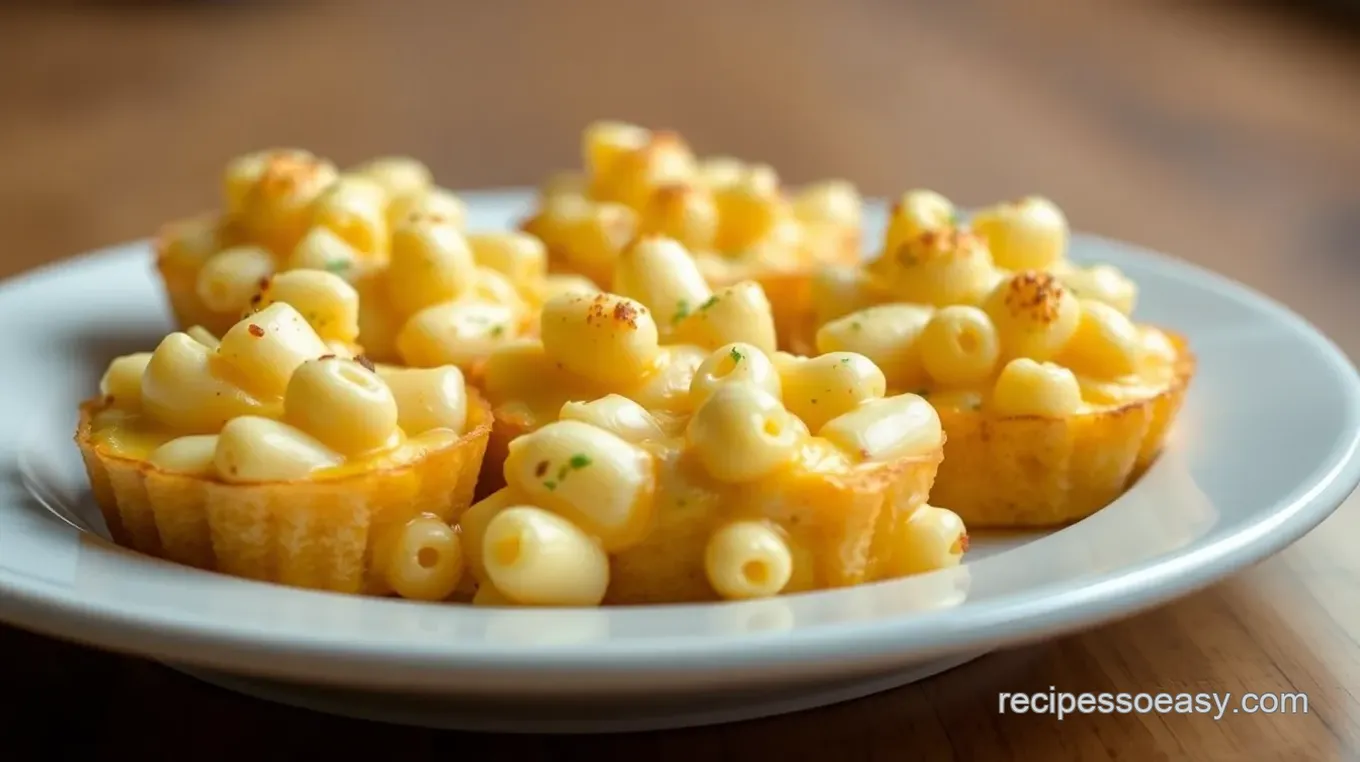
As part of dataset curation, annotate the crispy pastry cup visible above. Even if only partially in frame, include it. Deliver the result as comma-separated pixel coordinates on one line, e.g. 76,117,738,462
930,332,1196,527
478,404,947,604
605,444,946,604
74,391,493,596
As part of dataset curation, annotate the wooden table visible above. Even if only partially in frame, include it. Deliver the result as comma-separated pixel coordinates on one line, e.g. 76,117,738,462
2,0,1359,758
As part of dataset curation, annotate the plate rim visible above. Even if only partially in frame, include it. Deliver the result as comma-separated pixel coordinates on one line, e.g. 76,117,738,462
0,190,1357,690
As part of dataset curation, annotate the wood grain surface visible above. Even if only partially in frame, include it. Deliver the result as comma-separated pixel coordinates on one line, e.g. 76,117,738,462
2,0,1359,759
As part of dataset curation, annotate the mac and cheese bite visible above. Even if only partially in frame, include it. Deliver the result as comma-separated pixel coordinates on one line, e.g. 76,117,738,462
520,122,863,348
477,235,785,496
806,191,1194,526
465,341,956,606
75,298,493,598
155,149,543,372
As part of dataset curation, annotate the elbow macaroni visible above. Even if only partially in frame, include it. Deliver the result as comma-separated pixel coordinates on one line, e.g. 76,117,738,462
141,332,269,434
503,420,656,551
819,393,942,462
385,215,477,314
397,300,519,369
100,353,153,409
989,358,1083,417
377,365,470,434
969,196,1068,271
352,156,433,200
704,520,794,600
214,416,341,483
638,184,719,252
560,395,667,443
810,265,889,325
672,280,778,356
232,150,339,255
982,271,1081,362
712,164,784,252
881,226,997,307
284,358,400,455
918,305,1001,387
196,246,276,314
689,343,782,408
620,344,708,414
481,506,611,606
1057,299,1141,378
383,514,464,602
147,435,219,477
287,226,365,282
814,304,933,389
686,384,803,483
311,177,390,257
591,130,697,211
792,180,861,231
883,189,956,257
777,352,887,432
612,236,713,330
1056,262,1138,316
217,302,330,397
386,187,467,230
253,269,361,345
540,292,662,387
879,505,968,577
467,232,548,285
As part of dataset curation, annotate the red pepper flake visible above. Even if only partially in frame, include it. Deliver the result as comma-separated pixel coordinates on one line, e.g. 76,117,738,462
534,460,550,477
318,354,337,361
258,276,272,291
247,324,265,338
354,354,376,372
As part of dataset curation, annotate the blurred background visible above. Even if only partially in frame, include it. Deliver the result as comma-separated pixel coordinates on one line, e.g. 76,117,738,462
2,0,1360,757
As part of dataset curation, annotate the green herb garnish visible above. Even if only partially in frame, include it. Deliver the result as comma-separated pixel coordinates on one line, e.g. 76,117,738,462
729,347,744,364
543,480,558,491
490,324,505,337
568,453,593,470
699,295,720,311
324,259,350,273
672,299,691,324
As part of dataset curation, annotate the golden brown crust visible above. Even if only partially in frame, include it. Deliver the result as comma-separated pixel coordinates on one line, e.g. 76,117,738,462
929,331,1196,527
479,400,945,604
74,390,493,595
604,444,945,605
475,407,534,502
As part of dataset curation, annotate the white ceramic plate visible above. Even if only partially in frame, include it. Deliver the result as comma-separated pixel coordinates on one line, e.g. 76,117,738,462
1,191,1358,733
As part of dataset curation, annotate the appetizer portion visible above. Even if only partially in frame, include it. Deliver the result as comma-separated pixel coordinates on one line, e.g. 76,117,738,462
155,149,563,372
465,342,956,606
806,191,1194,526
521,121,863,344
478,234,784,495
75,295,492,598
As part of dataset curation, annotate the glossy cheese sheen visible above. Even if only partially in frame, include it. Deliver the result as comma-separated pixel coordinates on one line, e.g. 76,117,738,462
89,409,459,481
497,425,939,604
912,339,1180,415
